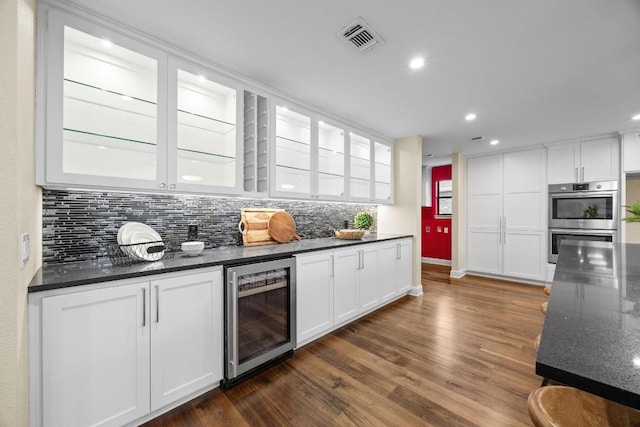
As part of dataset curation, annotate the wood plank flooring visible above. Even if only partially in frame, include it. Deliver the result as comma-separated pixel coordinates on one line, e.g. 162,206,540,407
143,264,547,426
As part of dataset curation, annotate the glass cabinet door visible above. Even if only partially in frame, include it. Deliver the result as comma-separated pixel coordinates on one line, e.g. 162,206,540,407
55,23,163,187
374,141,392,202
273,106,311,195
317,121,345,198
349,133,372,200
169,64,239,192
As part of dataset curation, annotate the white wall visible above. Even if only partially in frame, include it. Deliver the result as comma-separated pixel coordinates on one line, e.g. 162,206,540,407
378,135,423,294
0,0,41,425
625,176,640,244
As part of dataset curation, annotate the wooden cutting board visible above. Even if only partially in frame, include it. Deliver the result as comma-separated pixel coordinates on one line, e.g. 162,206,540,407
239,208,283,246
268,211,301,243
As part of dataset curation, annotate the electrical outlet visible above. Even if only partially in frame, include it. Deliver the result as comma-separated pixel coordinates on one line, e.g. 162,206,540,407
187,225,198,241
437,226,442,232
444,227,449,233
425,226,431,232
20,233,30,267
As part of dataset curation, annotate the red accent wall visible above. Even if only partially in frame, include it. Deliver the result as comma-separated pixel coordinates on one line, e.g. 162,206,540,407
421,165,452,260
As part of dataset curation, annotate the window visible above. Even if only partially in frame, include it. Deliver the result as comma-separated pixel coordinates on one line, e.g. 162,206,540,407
437,180,452,215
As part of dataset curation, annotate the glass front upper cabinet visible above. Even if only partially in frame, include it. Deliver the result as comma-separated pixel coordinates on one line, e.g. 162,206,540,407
374,141,392,202
44,15,167,189
349,133,372,200
168,62,240,193
317,121,345,199
272,105,311,195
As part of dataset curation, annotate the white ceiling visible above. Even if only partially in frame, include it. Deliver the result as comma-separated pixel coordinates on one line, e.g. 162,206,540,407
64,0,640,162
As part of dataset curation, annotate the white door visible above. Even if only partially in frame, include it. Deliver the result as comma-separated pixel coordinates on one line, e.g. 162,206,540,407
397,240,412,294
467,155,503,274
150,269,223,410
547,143,580,183
580,137,619,182
378,243,398,302
42,283,150,427
332,248,360,325
296,252,333,344
358,247,380,312
503,149,546,281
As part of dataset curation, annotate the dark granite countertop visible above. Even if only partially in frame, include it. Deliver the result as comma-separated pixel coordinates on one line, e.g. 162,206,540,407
536,240,640,410
29,234,412,293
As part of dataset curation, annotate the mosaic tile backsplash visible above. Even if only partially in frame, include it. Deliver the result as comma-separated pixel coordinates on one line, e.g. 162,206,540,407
42,190,377,265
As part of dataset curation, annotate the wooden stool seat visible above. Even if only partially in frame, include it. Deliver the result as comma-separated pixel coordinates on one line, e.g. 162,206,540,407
541,301,548,315
528,386,640,426
534,334,541,351
544,286,551,296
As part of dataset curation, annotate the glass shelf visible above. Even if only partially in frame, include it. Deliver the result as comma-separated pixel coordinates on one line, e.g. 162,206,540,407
276,135,310,148
319,146,345,157
177,109,236,135
275,163,311,174
177,147,235,165
64,78,156,106
64,128,155,149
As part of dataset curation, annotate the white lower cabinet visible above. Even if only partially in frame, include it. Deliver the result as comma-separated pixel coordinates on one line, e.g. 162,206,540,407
379,239,412,302
295,251,334,343
32,267,223,427
149,271,223,411
295,238,412,347
41,282,150,427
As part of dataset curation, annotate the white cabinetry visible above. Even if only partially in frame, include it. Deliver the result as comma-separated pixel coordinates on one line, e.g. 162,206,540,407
295,251,334,343
295,238,411,346
467,149,546,281
379,239,412,302
30,268,223,427
41,282,150,427
149,271,223,411
40,10,242,193
622,131,640,173
547,137,619,183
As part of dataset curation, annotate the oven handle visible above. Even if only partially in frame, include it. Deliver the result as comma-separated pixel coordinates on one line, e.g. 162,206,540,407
549,191,617,198
549,228,616,237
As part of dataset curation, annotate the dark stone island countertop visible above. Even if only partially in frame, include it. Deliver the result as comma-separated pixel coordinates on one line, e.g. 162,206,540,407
28,234,412,293
536,240,640,410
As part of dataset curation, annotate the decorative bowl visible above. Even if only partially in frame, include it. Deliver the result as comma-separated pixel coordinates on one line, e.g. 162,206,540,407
181,241,204,256
335,229,365,240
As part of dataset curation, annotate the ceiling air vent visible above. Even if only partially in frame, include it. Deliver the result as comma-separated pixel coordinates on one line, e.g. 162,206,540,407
469,136,485,143
337,18,384,53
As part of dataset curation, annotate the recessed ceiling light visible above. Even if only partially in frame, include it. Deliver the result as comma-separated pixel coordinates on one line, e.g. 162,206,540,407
102,39,112,48
318,120,324,125
181,175,202,182
282,107,288,112
198,75,206,82
632,113,640,121
490,139,500,145
427,154,435,158
465,113,477,121
121,95,133,101
409,57,425,70
98,146,106,150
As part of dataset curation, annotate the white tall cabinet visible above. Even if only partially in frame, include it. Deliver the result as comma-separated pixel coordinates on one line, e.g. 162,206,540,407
547,136,619,184
467,148,546,281
30,268,223,427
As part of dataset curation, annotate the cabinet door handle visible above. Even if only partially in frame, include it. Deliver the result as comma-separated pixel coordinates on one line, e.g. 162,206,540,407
169,184,176,191
498,217,502,244
159,183,166,190
396,243,400,260
574,167,578,182
360,250,365,269
581,166,584,182
329,255,334,278
142,287,146,327
155,285,160,323
503,216,507,245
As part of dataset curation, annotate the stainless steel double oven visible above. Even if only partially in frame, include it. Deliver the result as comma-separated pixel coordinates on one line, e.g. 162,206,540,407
223,257,296,387
548,181,618,263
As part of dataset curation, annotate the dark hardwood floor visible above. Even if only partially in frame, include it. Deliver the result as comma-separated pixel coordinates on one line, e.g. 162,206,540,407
143,264,546,426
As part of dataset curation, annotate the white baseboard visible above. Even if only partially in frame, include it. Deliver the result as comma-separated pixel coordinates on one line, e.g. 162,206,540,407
467,270,546,286
421,257,452,266
449,269,466,278
409,284,423,296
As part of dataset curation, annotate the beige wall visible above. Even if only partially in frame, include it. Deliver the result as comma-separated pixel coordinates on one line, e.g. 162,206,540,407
625,176,640,244
0,0,41,425
451,153,466,277
378,135,423,294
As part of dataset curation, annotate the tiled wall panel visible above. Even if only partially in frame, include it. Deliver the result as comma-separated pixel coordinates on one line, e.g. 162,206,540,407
42,190,376,264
